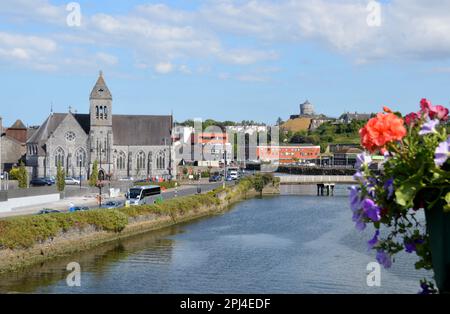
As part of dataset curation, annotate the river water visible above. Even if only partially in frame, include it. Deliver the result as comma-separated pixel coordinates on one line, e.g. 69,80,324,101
0,188,429,293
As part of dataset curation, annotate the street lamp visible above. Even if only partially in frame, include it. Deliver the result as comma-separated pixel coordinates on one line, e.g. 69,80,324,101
79,159,82,190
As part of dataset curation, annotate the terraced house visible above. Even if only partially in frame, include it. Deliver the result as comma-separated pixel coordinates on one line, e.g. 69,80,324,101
26,72,173,180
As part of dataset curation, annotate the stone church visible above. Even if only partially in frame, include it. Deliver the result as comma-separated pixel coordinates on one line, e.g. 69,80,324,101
26,72,173,181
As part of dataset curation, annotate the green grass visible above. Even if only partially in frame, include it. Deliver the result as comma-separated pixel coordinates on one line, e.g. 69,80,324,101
0,176,274,251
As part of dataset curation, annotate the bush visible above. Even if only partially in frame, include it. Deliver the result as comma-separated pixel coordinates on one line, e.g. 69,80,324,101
56,163,65,192
89,160,98,187
17,162,28,189
8,167,20,180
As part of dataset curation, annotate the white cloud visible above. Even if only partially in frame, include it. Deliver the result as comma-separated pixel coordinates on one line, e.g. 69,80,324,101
96,52,118,65
155,61,174,74
2,0,450,76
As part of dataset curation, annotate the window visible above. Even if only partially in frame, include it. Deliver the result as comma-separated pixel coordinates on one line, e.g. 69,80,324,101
96,106,99,119
65,131,76,142
137,151,146,171
156,151,165,170
55,147,65,167
75,148,86,167
117,151,126,170
104,106,108,119
100,106,104,119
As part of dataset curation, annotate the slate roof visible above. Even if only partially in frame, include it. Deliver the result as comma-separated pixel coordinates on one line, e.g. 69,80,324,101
27,112,172,155
10,119,26,129
112,115,172,146
90,71,112,100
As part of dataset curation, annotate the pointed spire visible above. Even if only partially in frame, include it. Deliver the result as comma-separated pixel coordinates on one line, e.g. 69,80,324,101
90,71,112,100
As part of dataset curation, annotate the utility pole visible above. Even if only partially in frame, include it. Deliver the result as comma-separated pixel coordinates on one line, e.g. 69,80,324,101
0,116,3,191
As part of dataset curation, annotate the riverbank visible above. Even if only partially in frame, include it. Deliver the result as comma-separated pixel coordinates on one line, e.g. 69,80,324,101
0,179,266,274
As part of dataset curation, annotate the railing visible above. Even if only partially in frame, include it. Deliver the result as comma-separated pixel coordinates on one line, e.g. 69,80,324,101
278,175,356,184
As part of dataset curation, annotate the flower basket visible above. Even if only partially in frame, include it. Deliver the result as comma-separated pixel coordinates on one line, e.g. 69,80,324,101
425,204,450,292
350,99,450,293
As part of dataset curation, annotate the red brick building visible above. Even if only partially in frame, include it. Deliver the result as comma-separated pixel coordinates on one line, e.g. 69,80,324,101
257,145,321,164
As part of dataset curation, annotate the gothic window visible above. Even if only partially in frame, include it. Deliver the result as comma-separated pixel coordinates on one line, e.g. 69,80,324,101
54,147,65,167
137,151,146,170
75,148,86,167
96,106,99,119
128,152,132,171
104,106,108,119
157,151,165,170
117,151,126,170
100,106,104,119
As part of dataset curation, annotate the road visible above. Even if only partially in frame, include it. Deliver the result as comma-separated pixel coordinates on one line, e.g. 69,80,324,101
0,181,236,218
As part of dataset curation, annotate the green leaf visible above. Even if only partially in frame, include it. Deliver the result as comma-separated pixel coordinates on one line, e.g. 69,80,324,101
444,192,450,213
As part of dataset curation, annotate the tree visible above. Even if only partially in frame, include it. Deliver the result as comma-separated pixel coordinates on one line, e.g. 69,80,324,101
17,162,28,189
276,117,284,126
89,160,98,187
252,175,265,196
56,162,66,192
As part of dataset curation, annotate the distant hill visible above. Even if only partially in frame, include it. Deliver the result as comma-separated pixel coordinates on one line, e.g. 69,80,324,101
281,117,311,132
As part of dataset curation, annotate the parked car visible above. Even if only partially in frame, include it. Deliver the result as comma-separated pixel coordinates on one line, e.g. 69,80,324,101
101,201,122,209
38,209,61,215
209,174,222,182
229,170,239,180
69,206,89,212
43,177,56,185
30,177,53,186
225,175,233,182
65,177,80,185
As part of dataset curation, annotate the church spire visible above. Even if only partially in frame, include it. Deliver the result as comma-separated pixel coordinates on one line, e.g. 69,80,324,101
90,70,112,100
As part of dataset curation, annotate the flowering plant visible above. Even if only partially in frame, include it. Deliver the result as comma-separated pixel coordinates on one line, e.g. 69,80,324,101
350,99,450,294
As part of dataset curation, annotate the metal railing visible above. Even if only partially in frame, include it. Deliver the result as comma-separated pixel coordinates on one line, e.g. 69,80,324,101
278,175,355,184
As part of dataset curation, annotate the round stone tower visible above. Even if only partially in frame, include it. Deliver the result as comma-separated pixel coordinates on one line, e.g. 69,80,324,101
300,100,314,116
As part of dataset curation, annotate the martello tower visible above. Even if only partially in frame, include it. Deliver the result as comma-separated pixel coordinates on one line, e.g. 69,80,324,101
89,71,113,179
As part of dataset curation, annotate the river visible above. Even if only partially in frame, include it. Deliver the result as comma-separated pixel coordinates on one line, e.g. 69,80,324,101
0,188,429,293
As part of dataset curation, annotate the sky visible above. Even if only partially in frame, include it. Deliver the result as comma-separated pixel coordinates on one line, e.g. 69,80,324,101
1,0,450,127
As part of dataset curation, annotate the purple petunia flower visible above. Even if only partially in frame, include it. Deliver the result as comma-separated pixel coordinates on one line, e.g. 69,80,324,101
384,178,394,200
419,119,439,135
405,238,425,253
349,186,362,212
434,136,450,167
368,230,380,249
353,170,364,183
376,250,392,269
362,199,382,222
355,152,372,169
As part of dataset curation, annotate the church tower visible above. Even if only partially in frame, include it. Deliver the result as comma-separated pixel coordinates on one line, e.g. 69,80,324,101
89,71,113,180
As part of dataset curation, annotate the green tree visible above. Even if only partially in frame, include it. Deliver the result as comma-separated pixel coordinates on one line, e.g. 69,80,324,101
252,175,265,196
89,160,99,187
56,162,66,192
17,162,28,189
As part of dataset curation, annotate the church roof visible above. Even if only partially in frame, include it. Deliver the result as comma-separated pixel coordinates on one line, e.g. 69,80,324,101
10,119,26,129
27,112,173,155
112,115,172,146
90,71,112,100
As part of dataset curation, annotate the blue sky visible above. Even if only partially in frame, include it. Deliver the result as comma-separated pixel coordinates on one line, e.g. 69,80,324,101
1,0,450,127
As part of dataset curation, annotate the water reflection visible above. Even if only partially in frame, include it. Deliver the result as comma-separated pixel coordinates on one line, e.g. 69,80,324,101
0,195,429,294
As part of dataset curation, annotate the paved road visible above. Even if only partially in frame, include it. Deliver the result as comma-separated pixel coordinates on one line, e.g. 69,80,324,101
0,181,236,218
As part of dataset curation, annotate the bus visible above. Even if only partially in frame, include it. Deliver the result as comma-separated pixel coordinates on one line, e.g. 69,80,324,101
126,185,161,206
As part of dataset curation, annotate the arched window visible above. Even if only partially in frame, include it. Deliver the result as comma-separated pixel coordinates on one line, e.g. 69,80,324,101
104,106,108,119
75,148,86,167
96,106,99,119
157,151,165,170
54,147,65,167
117,151,126,170
99,106,104,119
137,151,146,171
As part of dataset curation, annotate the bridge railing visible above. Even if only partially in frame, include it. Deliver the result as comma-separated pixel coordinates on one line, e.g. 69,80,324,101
278,175,356,184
